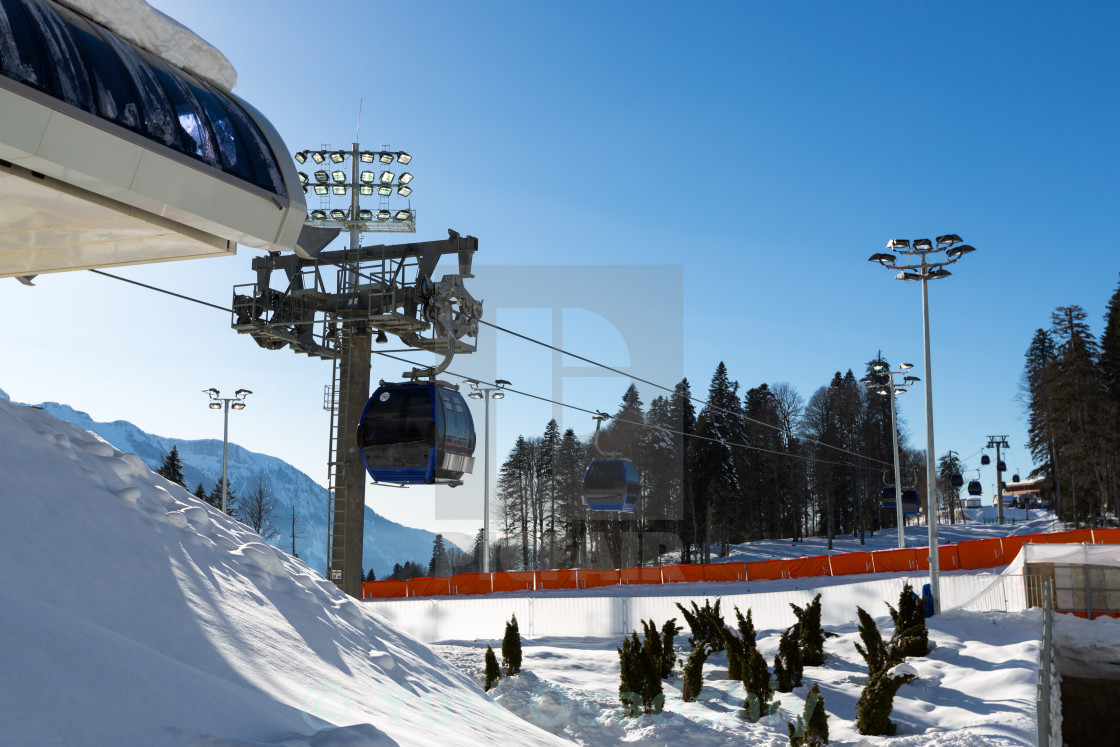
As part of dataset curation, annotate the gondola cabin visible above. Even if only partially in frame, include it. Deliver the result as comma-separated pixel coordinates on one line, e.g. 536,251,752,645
967,480,983,497
357,383,476,485
881,486,897,508
900,489,920,515
583,459,640,512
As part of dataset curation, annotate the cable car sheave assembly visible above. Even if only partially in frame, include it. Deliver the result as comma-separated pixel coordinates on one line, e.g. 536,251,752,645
231,228,483,596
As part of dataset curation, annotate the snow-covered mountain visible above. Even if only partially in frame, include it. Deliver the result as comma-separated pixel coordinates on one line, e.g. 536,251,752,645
32,399,438,579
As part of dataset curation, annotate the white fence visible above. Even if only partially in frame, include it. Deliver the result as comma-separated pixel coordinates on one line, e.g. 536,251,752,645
364,572,1010,643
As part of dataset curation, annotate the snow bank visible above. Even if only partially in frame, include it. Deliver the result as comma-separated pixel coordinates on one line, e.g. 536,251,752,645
0,398,566,745
57,0,237,89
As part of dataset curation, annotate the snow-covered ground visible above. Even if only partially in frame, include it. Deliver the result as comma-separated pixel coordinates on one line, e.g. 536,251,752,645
0,395,1085,745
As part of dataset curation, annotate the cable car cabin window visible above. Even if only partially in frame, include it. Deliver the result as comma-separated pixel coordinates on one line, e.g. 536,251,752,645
359,388,434,470
0,0,55,91
437,389,475,454
206,85,286,197
181,73,253,184
53,6,142,132
19,0,93,112
142,51,219,165
96,21,178,149
585,462,624,499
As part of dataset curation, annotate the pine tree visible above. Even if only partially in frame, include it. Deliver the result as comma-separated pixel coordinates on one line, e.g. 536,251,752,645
618,631,644,716
788,682,829,746
853,606,915,736
1023,328,1062,512
775,624,803,692
887,582,928,658
484,645,501,692
429,534,450,577
365,568,376,582
659,618,682,678
157,445,187,488
691,364,746,558
193,483,207,502
207,480,237,516
676,599,726,652
743,647,771,722
792,594,835,667
502,614,522,675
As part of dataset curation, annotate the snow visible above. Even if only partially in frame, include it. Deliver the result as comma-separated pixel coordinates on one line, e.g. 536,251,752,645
57,0,237,90
0,397,564,745
1,394,1107,745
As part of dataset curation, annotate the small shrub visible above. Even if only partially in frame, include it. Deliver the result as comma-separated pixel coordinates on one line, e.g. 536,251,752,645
853,606,896,678
676,599,726,652
855,668,916,736
681,643,714,702
788,682,829,746
774,625,803,692
736,605,757,651
791,594,836,667
618,627,664,715
743,647,771,722
659,618,683,678
502,614,522,675
887,582,929,658
484,645,501,692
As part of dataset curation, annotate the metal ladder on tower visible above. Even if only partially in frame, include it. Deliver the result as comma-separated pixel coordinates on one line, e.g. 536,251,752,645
323,353,348,585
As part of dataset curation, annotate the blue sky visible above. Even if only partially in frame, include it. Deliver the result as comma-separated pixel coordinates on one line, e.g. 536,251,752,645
3,1,1118,536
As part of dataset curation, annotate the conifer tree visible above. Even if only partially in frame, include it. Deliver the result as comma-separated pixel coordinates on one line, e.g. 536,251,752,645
365,568,376,582
618,631,644,716
676,599,726,652
743,647,771,721
792,594,835,667
502,614,522,675
788,682,829,746
853,606,915,736
887,582,928,658
659,618,682,678
484,645,501,692
157,445,187,488
193,483,207,502
775,624,803,692
207,480,237,516
429,534,451,577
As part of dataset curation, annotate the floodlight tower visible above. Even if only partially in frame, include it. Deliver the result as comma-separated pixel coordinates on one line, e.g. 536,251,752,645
868,234,977,615
202,388,252,515
296,144,415,597
860,361,919,549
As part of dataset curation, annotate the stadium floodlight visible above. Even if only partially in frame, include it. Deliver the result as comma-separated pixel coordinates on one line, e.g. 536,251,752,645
946,244,976,260
298,172,309,185
332,185,347,195
358,209,373,221
310,151,326,164
936,234,963,247
360,171,375,183
331,170,346,183
377,185,392,196
330,208,347,220
396,152,411,165
377,209,391,220
359,185,374,195
398,172,413,184
329,151,345,163
294,151,307,164
378,152,394,164
359,151,375,163
313,185,328,195
379,171,394,184
314,170,329,183
310,209,327,221
394,209,411,221
913,238,934,252
396,185,412,197
886,239,910,250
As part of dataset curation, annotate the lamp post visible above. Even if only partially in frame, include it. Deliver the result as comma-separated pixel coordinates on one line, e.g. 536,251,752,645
860,360,919,549
466,378,510,573
868,234,976,614
202,388,252,514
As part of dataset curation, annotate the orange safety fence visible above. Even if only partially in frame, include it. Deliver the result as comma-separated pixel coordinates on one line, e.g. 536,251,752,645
1045,528,1094,544
535,569,579,590
915,544,961,571
491,570,536,593
449,572,492,596
661,564,707,584
578,568,621,589
787,555,831,579
1093,528,1120,544
745,558,789,581
621,567,663,585
830,551,874,576
703,563,747,582
362,580,407,599
871,548,919,573
406,576,452,597
955,538,1004,570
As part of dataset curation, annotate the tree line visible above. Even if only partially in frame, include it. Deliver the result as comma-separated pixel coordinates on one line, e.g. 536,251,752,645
486,355,933,572
1021,276,1120,526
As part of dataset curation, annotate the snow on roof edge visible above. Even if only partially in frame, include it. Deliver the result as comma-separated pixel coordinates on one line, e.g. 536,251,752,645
57,0,238,90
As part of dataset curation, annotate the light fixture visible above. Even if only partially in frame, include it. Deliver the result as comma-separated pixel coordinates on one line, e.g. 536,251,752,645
468,391,484,400
360,171,375,183
377,209,391,220
868,252,896,265
946,244,976,260
895,271,922,281
331,170,346,183
235,388,252,396
936,234,962,247
310,209,327,221
314,170,329,183
397,152,411,165
912,238,934,252
377,185,393,196
330,208,347,220
394,210,411,221
358,209,373,221
359,185,374,196
313,184,328,195
294,151,307,164
926,267,952,280
396,185,412,197
378,170,394,184
899,362,913,369
231,402,245,410
209,402,222,410
378,152,394,164
298,172,309,185
492,391,505,399
332,185,347,195
398,172,413,184
904,375,920,383
359,151,375,163
203,387,219,396
329,151,345,163
886,239,910,250
375,329,388,344
310,151,325,164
